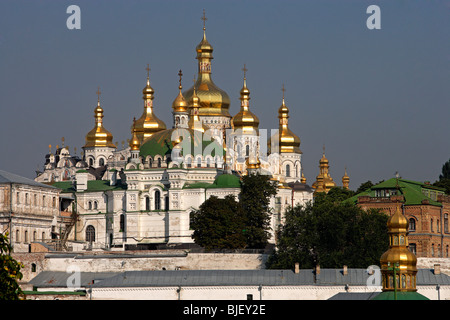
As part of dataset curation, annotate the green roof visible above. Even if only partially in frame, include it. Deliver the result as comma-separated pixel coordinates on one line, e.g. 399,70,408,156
371,291,429,300
183,182,213,189
208,174,241,189
139,128,223,159
52,180,126,193
347,178,445,207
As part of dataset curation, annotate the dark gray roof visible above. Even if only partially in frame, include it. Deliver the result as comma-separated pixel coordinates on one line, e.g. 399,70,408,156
328,292,381,300
0,169,58,189
28,268,450,289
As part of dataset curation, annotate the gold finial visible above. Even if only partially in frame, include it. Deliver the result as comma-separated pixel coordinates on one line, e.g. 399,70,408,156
281,83,286,99
323,144,325,155
61,137,65,147
146,64,150,79
178,69,183,89
201,9,207,31
48,144,52,153
96,87,101,102
242,64,248,79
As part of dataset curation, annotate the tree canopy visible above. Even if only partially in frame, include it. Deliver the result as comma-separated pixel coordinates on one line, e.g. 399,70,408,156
190,173,278,250
0,233,25,300
266,194,389,269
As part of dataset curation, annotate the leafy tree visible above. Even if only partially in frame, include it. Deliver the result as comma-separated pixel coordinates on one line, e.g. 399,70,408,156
315,186,355,203
0,233,25,300
266,197,389,269
355,180,374,194
439,159,450,180
240,173,278,249
190,195,246,250
433,159,450,194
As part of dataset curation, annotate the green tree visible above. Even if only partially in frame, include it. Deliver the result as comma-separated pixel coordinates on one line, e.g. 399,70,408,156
355,180,374,194
266,197,389,269
240,173,278,249
433,159,450,194
190,195,246,250
0,232,25,300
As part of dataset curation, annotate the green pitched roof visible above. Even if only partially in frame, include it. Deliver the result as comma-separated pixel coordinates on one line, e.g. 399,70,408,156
347,178,445,207
139,128,223,158
52,180,126,193
371,291,429,300
208,174,241,189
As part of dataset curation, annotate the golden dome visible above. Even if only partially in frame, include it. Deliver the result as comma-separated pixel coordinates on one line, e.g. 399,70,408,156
172,70,189,113
379,203,418,293
277,92,301,154
134,65,167,143
231,67,259,135
129,117,141,151
342,168,350,189
84,90,116,149
301,171,307,184
311,148,336,193
182,13,231,118
188,83,208,133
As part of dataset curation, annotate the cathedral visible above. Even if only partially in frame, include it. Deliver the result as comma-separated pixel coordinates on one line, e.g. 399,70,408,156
32,15,348,251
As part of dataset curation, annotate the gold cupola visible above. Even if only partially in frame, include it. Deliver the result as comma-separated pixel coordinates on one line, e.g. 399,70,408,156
372,201,429,299
172,70,189,114
231,65,259,135
311,146,336,194
129,117,141,151
277,86,301,154
84,88,116,149
188,80,207,133
342,167,350,189
182,10,231,118
133,64,166,143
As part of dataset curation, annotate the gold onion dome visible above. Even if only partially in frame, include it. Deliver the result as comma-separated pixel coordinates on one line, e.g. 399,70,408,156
129,117,141,151
311,147,336,193
277,87,301,154
188,81,208,133
377,202,420,296
342,168,350,189
134,65,166,143
84,88,115,148
182,10,231,117
172,70,188,113
232,65,259,135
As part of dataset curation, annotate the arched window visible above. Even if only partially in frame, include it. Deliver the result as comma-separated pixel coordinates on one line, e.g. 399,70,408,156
86,225,95,243
93,201,98,210
88,201,92,210
409,243,416,255
286,164,291,177
206,158,211,168
42,232,45,241
431,219,434,232
187,158,192,168
157,158,162,168
145,196,150,211
432,244,435,257
16,192,20,204
25,193,29,205
120,214,125,232
246,145,250,157
165,196,169,211
197,158,202,168
99,158,105,166
16,230,20,242
409,218,416,232
34,194,37,206
154,190,161,211
31,263,37,273
437,219,440,232
89,158,94,166
33,231,37,241
24,230,28,243
52,197,56,208
445,214,449,233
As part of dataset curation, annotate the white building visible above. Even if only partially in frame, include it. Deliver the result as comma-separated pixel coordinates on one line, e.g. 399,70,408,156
33,18,314,252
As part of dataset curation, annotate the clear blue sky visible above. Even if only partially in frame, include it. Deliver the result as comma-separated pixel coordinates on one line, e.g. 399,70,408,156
0,0,449,190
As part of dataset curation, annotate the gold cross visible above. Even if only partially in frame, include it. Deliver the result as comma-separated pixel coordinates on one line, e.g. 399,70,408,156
242,64,248,79
178,69,183,87
201,9,207,30
281,83,286,99
146,64,150,78
96,87,101,101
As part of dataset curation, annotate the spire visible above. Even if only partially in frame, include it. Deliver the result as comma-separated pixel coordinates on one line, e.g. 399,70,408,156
133,64,166,142
84,87,115,148
342,167,350,189
231,64,259,135
188,77,206,133
277,84,301,154
129,117,141,151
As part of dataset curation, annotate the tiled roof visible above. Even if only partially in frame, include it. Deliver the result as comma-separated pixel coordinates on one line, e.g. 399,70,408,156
0,169,58,189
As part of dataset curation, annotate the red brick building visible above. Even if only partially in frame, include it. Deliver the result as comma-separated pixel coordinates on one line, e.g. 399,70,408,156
348,178,450,258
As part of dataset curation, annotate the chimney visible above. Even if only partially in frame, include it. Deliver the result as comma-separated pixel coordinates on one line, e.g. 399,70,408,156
343,265,348,276
434,264,441,275
294,262,299,274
